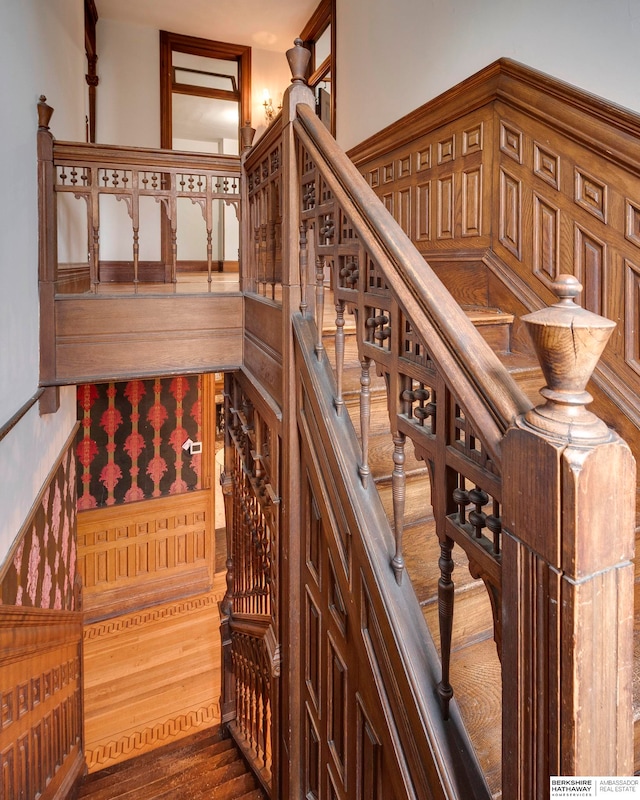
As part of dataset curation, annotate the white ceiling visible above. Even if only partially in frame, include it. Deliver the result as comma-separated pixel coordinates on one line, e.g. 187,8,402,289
95,0,318,53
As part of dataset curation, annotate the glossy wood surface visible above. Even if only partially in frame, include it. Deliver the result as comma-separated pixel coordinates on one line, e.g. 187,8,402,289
83,578,225,773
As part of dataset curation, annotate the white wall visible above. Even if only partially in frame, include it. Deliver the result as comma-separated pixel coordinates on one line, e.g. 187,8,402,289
0,0,85,560
97,18,160,147
337,0,640,150
251,47,292,140
97,20,292,145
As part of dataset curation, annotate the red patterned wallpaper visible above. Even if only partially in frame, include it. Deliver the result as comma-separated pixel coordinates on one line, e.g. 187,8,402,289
76,376,202,509
1,444,77,610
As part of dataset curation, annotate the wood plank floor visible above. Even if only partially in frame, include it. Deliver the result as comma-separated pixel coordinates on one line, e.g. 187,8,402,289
83,574,227,773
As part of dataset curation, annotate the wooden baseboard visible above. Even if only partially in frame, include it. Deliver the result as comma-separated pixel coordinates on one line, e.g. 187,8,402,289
56,262,91,293
82,564,212,623
96,260,239,282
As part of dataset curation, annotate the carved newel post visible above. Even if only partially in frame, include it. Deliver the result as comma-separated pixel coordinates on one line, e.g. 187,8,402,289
37,96,60,415
278,39,314,800
502,275,635,798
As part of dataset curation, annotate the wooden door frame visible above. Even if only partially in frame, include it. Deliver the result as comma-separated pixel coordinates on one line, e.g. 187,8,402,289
160,30,252,149
299,0,336,136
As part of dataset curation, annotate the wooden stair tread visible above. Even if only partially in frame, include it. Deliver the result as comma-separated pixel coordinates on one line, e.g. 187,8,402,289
402,520,485,608
78,726,267,800
463,305,514,323
79,729,229,793
449,636,502,799
79,742,237,798
150,760,254,800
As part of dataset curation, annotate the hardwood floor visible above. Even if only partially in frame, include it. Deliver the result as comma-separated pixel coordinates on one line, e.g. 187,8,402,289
78,725,267,800
56,271,240,296
83,576,227,773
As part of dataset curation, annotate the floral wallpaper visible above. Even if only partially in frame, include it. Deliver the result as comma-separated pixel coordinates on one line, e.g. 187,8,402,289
1,444,77,611
76,376,202,509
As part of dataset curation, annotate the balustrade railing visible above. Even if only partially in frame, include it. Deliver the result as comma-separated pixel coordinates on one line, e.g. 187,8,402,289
274,44,633,795
230,624,273,779
243,120,284,302
219,373,280,795
39,96,241,294
193,40,632,797
293,100,530,719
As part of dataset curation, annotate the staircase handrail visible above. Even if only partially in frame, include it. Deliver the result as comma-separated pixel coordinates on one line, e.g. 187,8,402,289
53,139,242,174
293,102,532,467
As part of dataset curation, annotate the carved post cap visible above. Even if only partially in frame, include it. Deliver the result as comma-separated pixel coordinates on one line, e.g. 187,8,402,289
37,95,54,130
521,274,616,443
522,275,615,444
286,38,311,84
240,121,256,153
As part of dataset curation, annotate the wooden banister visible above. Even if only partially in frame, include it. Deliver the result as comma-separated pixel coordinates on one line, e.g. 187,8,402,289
53,140,241,173
293,103,532,464
272,42,635,799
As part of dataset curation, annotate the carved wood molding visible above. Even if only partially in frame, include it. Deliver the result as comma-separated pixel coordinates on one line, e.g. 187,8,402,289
346,59,640,457
348,59,640,173
85,702,221,771
0,606,82,663
84,591,222,640
0,607,83,800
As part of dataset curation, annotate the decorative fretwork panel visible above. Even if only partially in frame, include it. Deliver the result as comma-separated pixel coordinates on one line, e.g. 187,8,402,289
52,142,241,291
294,113,510,741
246,129,283,301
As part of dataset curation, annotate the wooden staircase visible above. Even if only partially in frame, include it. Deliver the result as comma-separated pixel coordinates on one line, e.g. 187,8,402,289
322,298,553,799
77,726,267,800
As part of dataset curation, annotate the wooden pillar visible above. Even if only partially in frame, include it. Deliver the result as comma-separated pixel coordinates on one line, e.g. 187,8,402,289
278,39,314,800
502,276,635,797
37,96,60,414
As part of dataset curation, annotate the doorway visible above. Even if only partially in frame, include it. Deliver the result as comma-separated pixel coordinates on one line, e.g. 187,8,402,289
160,31,251,276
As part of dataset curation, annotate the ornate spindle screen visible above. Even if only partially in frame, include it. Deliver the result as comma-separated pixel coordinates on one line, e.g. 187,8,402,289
293,104,528,720
53,142,241,291
244,122,284,301
231,629,272,777
220,373,281,792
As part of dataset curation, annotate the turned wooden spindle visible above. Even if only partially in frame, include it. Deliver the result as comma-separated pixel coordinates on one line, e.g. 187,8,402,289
521,274,615,444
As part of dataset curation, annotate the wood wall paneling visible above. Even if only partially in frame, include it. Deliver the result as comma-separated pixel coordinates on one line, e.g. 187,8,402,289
0,608,83,800
243,295,284,408
82,581,225,773
77,490,214,620
54,295,242,383
349,60,640,442
359,111,493,254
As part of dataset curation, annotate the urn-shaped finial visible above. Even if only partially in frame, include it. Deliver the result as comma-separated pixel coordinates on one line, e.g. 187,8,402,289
521,274,615,443
286,38,311,84
38,95,54,130
240,120,256,152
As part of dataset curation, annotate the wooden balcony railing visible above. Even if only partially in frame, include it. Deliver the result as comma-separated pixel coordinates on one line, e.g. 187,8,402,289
36,97,243,398
38,96,241,293
243,119,284,302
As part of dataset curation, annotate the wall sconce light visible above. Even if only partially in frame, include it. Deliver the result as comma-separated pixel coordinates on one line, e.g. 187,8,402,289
263,89,275,123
